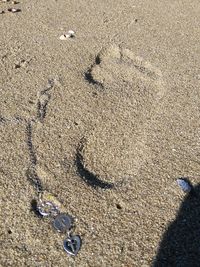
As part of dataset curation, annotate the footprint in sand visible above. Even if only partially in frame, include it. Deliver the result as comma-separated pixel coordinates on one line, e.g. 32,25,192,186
36,79,56,122
81,44,166,187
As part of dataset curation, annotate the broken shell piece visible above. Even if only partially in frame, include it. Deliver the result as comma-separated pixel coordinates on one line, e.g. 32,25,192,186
177,178,192,193
59,30,75,40
8,8,21,12
59,34,69,40
68,30,75,37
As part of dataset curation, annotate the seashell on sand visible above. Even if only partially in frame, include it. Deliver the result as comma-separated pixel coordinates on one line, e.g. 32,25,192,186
177,178,192,193
8,8,21,12
67,30,75,37
59,30,75,40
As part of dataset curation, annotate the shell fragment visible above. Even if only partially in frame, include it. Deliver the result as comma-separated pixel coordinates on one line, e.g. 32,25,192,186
8,8,21,12
177,178,192,193
59,30,75,40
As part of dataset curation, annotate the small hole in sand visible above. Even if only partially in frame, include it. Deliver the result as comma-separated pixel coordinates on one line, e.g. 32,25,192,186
8,229,12,234
116,204,122,210
95,55,101,65
92,92,98,97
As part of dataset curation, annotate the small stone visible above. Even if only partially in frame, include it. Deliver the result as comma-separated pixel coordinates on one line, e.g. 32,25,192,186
0,10,5,14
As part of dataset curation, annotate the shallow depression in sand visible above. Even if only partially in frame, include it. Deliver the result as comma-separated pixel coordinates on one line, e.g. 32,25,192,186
83,44,166,185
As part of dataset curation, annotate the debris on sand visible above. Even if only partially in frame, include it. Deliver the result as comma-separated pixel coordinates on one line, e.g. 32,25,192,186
59,30,75,40
8,7,21,12
177,178,192,193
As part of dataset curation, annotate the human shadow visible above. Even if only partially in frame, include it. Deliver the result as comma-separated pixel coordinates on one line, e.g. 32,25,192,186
153,183,200,267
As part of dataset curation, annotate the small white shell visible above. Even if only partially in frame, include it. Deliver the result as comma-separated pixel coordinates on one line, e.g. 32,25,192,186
68,30,75,36
8,8,21,13
59,34,69,40
177,178,192,193
59,30,75,40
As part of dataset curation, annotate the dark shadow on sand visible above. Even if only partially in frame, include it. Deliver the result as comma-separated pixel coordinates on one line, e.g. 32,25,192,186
153,184,200,267
75,139,114,190
75,151,114,190
84,54,104,89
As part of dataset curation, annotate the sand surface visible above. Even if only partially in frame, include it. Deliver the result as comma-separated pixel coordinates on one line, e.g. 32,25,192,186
1,0,200,266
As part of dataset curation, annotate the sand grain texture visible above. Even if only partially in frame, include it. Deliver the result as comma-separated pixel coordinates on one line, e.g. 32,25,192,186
1,0,200,266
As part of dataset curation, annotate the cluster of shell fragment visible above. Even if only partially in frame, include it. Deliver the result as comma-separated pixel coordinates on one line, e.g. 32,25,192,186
0,0,21,13
1,0,19,3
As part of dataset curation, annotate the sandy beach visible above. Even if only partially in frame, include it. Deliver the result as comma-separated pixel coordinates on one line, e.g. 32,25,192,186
1,0,200,266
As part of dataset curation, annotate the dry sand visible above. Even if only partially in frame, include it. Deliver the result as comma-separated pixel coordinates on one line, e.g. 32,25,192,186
0,0,200,266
